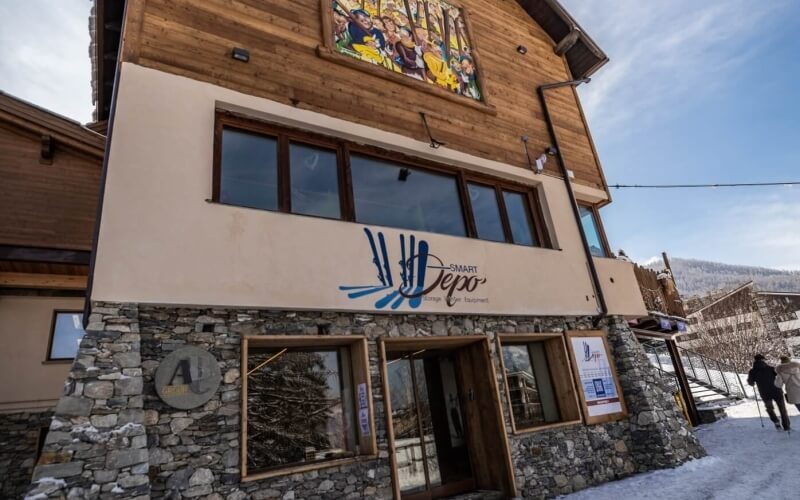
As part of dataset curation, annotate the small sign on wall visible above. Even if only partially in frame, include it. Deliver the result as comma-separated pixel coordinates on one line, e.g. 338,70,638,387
565,330,627,425
155,346,222,409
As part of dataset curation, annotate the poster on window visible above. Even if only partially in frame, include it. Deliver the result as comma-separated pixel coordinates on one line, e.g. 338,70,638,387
329,0,482,100
566,331,627,424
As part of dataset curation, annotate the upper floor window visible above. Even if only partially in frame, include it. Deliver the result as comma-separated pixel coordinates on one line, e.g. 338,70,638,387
213,113,549,247
48,311,86,361
351,155,466,237
578,204,609,258
219,128,278,211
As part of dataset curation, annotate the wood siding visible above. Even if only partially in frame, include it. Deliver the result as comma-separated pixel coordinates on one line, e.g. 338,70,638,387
120,0,607,191
0,122,102,251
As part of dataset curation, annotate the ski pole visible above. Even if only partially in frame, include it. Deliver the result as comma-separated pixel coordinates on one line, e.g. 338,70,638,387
753,389,765,428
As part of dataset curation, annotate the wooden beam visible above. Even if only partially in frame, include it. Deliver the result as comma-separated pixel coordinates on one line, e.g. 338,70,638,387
0,272,87,290
0,245,91,265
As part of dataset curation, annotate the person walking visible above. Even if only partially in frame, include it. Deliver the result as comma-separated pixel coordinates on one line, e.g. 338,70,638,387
747,354,790,431
775,355,800,413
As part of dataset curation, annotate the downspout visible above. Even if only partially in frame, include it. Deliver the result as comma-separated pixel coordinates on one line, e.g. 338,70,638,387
537,79,609,327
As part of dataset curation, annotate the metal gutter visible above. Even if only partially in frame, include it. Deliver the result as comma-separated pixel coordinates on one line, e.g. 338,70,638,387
537,78,608,326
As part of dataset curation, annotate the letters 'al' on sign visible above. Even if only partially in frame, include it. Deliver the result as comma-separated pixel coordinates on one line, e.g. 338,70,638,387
155,346,222,409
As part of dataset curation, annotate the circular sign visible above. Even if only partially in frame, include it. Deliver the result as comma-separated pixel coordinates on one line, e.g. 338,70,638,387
155,346,222,409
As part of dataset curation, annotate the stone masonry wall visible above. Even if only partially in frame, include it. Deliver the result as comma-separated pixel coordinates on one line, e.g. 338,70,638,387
0,410,53,499
30,303,704,499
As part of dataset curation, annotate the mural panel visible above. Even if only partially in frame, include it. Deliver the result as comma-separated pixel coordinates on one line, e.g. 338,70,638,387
331,0,482,100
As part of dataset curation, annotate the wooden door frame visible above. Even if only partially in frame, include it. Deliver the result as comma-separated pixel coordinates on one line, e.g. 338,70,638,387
378,336,517,499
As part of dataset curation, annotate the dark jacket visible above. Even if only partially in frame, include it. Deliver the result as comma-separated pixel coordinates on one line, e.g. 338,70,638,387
747,360,783,399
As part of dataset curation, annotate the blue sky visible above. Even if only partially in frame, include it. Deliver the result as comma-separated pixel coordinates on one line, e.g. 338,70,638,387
1,1,797,269
561,0,800,269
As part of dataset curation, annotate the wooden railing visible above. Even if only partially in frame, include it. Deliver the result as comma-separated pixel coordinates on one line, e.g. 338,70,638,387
633,264,686,317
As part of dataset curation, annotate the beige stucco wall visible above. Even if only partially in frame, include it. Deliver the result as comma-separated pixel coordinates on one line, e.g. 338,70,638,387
0,295,79,412
594,257,648,318
92,63,638,317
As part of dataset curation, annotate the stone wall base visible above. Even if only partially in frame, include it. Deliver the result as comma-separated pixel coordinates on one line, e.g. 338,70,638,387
28,304,705,499
0,410,53,499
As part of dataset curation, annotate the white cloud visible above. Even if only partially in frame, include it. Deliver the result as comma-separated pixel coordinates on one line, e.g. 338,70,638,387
0,0,94,123
562,0,788,133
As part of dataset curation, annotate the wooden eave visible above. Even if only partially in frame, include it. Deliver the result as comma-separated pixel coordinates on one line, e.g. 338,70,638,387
515,0,609,79
92,0,608,121
0,91,106,158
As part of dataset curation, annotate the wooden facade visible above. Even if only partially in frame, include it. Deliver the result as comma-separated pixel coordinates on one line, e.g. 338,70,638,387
116,0,609,192
0,93,105,253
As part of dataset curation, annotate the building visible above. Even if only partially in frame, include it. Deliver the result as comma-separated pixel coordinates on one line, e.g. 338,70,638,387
28,1,704,498
682,281,800,369
0,91,104,498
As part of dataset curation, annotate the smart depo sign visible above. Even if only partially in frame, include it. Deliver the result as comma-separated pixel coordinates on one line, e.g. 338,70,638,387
338,227,488,310
155,346,221,409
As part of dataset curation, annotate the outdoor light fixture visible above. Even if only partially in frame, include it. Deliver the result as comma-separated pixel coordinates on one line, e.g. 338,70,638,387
516,45,528,55
545,146,558,156
398,167,411,181
231,47,250,62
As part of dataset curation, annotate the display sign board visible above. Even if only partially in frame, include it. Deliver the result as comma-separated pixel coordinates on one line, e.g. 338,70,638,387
155,346,222,409
565,330,627,424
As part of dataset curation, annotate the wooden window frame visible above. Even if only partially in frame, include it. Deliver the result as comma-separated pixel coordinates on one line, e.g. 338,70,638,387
240,335,377,482
496,334,583,434
213,111,551,249
577,202,611,258
45,309,84,363
316,0,496,115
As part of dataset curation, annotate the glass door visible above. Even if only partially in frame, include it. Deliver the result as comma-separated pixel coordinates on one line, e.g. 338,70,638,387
387,351,474,499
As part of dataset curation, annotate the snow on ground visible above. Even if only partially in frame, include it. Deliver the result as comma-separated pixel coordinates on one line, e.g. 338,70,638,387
561,401,800,500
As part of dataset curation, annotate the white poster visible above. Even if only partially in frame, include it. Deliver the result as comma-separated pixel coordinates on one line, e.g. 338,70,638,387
570,336,622,417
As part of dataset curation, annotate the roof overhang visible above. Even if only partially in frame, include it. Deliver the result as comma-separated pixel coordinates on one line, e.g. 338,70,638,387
0,91,106,157
516,0,609,78
90,0,125,122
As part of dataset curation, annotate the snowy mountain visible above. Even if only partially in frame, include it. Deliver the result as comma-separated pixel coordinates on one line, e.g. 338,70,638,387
645,257,800,298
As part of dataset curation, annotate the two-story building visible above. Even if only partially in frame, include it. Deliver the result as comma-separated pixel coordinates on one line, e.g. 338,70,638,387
29,1,704,498
0,91,104,498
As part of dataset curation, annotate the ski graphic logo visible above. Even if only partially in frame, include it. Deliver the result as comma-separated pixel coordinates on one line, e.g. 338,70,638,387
338,228,487,310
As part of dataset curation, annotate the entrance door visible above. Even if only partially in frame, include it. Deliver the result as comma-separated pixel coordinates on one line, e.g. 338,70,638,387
387,351,475,499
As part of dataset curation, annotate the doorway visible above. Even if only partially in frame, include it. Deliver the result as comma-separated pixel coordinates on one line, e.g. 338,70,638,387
380,337,516,500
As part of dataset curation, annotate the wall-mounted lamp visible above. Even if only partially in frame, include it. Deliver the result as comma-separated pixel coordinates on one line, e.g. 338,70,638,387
398,167,411,182
231,47,250,63
516,45,528,55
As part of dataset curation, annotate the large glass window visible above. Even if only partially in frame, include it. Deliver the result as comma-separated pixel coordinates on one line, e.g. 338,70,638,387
219,128,279,211
48,312,86,360
289,143,341,219
350,155,466,237
579,205,608,257
503,191,537,246
501,343,559,427
246,347,356,472
467,183,505,242
500,336,581,431
214,114,551,247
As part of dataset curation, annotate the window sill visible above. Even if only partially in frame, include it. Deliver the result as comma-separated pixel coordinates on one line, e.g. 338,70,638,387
511,419,582,435
241,455,378,482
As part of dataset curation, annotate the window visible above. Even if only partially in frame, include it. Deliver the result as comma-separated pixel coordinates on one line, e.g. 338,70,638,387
498,335,581,432
241,336,376,479
351,155,466,237
214,112,549,247
503,191,537,246
219,128,278,211
289,142,340,219
578,204,609,258
47,311,86,360
467,183,505,242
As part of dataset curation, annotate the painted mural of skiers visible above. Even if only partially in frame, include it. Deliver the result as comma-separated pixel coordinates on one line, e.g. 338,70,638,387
331,0,482,100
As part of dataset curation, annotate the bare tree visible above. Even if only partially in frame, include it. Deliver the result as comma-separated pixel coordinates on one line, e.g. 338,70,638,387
689,286,785,372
